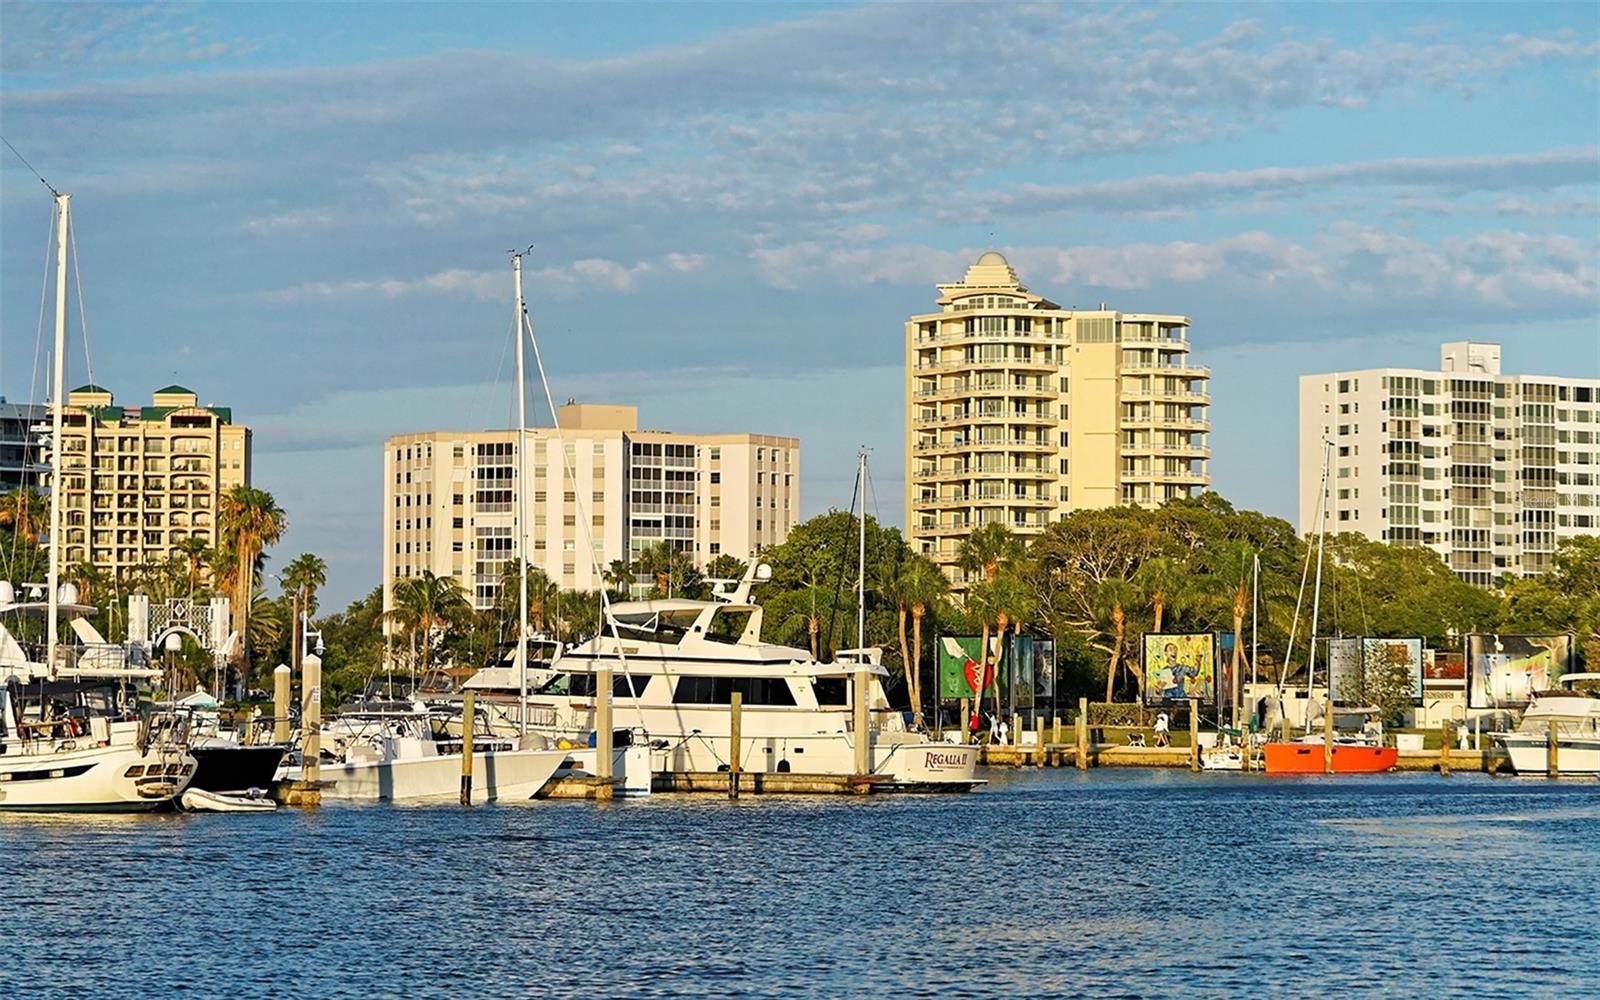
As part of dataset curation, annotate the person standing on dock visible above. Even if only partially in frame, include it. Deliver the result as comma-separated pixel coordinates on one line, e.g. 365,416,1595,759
1154,712,1170,747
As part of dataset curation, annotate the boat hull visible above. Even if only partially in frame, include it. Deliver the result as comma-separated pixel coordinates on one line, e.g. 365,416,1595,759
308,748,568,802
1498,735,1600,775
645,730,981,788
0,744,195,811
1263,742,1397,774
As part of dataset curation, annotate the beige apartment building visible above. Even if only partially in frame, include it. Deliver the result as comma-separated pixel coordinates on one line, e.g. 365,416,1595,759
905,252,1210,584
1299,341,1600,586
51,384,250,575
384,402,799,610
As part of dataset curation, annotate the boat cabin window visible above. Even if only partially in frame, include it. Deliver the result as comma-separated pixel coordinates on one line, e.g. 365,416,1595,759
608,609,703,645
671,676,798,707
811,678,849,706
537,673,651,699
705,609,754,644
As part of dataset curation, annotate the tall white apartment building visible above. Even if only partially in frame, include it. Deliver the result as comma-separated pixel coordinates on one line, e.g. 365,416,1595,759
1299,341,1600,586
906,252,1210,586
384,402,799,610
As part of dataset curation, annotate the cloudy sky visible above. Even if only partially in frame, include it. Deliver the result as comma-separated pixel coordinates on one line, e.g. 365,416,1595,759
2,2,1597,608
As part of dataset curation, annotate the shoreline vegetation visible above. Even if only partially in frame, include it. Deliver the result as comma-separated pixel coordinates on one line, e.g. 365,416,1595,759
1,488,1594,713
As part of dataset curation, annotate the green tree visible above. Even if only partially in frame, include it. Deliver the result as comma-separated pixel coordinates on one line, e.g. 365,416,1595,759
0,486,47,544
281,552,328,670
218,486,287,678
174,536,210,593
385,570,470,689
955,522,1024,586
706,553,749,583
901,554,950,729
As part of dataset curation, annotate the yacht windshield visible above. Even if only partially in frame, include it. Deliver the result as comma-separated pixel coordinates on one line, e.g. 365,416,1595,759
607,609,702,645
705,609,754,644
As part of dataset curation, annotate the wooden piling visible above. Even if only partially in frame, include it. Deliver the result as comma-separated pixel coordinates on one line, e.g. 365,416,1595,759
300,651,322,806
1035,715,1046,766
729,691,742,800
596,667,614,801
1548,719,1560,779
853,663,870,777
1076,697,1088,771
1053,715,1063,747
959,697,970,744
1011,713,1021,750
460,688,475,805
273,664,291,743
1322,699,1334,775
1439,720,1450,777
1188,698,1200,772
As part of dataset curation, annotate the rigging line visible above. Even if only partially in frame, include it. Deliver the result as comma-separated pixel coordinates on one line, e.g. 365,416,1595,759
4,206,58,581
67,215,94,385
0,135,59,196
823,459,863,659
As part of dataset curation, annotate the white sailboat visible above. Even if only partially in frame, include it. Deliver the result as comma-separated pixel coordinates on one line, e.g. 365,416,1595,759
289,250,568,802
0,191,196,810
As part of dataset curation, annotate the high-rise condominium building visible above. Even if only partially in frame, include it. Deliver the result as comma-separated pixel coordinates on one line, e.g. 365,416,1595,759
384,402,799,610
1298,341,1600,586
0,399,46,493
905,252,1210,585
50,384,250,574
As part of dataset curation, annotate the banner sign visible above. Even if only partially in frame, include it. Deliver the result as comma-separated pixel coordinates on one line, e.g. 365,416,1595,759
1326,637,1363,704
1031,639,1056,699
1467,634,1574,708
1362,637,1423,706
1142,633,1216,706
937,635,1006,700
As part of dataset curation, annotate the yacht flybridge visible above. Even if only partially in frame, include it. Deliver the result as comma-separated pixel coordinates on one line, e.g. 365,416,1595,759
465,568,982,791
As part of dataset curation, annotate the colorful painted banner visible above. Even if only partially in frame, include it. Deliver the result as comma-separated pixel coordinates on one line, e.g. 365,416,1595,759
1467,634,1574,708
937,635,1006,700
1141,633,1216,706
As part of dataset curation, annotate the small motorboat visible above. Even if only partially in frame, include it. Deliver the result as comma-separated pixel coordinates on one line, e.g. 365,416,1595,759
180,787,278,812
1263,734,1398,774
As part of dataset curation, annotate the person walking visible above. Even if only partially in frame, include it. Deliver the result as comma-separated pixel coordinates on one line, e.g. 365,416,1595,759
1154,711,1171,747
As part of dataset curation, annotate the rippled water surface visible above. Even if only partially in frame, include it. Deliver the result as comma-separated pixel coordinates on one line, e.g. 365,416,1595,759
3,770,1596,999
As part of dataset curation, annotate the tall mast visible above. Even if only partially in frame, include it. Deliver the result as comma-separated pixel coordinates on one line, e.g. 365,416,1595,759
513,252,530,737
856,450,866,648
1250,552,1259,693
46,193,70,677
1304,438,1331,731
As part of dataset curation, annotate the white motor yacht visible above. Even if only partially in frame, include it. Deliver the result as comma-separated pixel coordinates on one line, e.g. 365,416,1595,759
464,575,981,791
1493,673,1600,775
289,703,567,802
0,594,196,811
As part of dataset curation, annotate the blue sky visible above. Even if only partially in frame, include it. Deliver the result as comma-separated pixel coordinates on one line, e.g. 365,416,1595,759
3,2,1597,609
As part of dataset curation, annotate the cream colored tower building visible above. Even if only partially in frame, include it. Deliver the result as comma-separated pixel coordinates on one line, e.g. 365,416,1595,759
1299,341,1600,586
384,402,798,611
905,252,1210,584
52,384,250,575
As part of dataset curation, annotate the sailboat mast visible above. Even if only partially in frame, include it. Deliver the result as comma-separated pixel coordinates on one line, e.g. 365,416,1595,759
1304,438,1332,731
1250,553,1259,692
46,192,70,677
856,450,866,649
513,252,530,737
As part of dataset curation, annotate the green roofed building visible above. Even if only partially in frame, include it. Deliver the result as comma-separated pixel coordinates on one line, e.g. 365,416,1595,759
49,384,251,576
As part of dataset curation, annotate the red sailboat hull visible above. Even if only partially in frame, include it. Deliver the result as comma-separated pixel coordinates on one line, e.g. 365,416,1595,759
1263,742,1398,774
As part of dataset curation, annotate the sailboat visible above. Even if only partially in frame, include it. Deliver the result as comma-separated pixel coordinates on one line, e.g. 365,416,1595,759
1262,439,1397,775
0,191,197,810
287,251,568,801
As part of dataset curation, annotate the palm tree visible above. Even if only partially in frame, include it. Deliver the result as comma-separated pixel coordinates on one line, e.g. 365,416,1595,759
1133,556,1188,633
902,554,949,729
174,536,209,593
282,552,328,670
874,558,914,717
955,522,1023,585
603,558,635,601
218,486,287,673
0,486,47,544
66,560,106,606
385,570,469,689
1095,578,1139,704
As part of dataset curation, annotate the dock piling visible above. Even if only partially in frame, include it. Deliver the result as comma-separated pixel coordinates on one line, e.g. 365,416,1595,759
1548,719,1560,778
1439,720,1450,777
1322,698,1334,775
1076,697,1088,771
299,650,322,807
853,663,870,777
596,667,614,801
1188,698,1199,773
460,688,475,805
1035,715,1046,766
273,663,290,743
959,697,970,744
729,691,742,800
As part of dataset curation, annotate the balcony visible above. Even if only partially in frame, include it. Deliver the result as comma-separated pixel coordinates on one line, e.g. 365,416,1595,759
1121,363,1210,378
